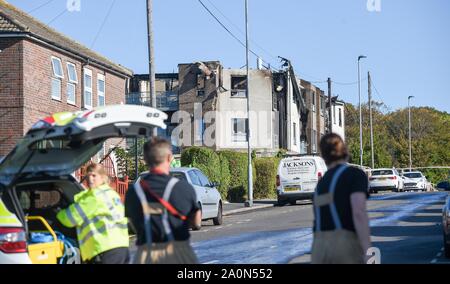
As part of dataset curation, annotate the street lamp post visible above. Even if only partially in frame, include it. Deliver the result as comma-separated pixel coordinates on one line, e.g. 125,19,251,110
245,0,253,207
358,55,367,167
408,96,415,172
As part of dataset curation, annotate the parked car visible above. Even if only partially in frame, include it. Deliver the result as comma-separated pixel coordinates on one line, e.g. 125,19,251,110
169,168,223,230
369,168,404,193
276,155,327,206
437,181,450,192
402,172,428,191
0,105,167,264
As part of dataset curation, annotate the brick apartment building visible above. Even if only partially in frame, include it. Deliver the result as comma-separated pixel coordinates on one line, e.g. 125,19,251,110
0,1,132,157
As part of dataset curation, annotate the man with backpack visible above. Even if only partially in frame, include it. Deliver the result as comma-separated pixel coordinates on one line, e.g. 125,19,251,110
125,138,201,264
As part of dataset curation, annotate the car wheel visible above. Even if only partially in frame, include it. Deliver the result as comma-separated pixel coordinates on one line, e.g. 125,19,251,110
289,200,297,206
445,233,450,258
277,197,287,207
213,202,223,226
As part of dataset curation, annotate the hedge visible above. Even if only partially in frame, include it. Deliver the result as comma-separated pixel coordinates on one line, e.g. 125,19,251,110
181,147,280,202
180,147,230,199
253,157,280,199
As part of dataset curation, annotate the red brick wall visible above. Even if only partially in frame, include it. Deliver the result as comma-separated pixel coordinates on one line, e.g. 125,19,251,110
0,38,24,156
0,37,130,156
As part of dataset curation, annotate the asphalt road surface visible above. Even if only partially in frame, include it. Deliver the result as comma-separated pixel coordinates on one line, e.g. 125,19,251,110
187,192,448,264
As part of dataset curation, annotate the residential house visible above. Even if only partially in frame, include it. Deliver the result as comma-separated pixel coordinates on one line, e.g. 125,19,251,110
0,1,132,158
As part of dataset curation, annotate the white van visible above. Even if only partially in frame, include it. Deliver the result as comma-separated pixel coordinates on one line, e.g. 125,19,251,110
276,155,327,206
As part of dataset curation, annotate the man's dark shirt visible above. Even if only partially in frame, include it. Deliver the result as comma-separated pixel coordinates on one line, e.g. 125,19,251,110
313,164,369,233
125,173,200,245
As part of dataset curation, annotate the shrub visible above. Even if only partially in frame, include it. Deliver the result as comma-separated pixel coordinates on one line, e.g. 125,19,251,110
181,147,231,199
254,158,279,199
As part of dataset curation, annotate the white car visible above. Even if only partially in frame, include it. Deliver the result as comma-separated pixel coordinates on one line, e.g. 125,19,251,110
403,172,428,191
369,168,404,194
276,155,328,206
169,168,223,230
0,105,167,264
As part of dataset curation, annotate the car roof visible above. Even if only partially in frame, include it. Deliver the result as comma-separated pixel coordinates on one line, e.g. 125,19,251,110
372,168,395,171
404,171,423,174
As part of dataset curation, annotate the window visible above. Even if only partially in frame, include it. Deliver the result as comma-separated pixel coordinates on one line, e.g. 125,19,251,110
66,63,77,83
293,123,297,146
170,172,187,181
83,68,93,108
65,63,77,105
311,91,316,111
98,74,105,107
67,82,76,105
339,108,342,127
312,129,317,153
197,74,205,97
51,77,61,100
195,170,211,187
51,57,64,78
333,105,336,124
195,119,204,144
232,118,248,142
51,57,63,101
188,171,201,186
231,76,247,98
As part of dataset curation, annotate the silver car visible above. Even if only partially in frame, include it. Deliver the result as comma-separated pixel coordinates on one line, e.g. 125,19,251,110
170,168,223,230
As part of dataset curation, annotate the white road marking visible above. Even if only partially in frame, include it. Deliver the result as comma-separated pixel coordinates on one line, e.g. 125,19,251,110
204,260,219,264
437,252,442,257
441,247,445,252
431,259,438,264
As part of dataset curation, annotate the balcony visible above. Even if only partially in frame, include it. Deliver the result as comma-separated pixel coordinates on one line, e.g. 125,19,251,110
126,91,179,112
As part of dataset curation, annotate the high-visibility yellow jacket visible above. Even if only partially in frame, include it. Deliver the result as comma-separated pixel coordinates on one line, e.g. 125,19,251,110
0,200,21,227
57,184,129,262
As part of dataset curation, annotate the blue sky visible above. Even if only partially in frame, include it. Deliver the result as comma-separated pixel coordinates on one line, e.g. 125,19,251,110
8,0,450,112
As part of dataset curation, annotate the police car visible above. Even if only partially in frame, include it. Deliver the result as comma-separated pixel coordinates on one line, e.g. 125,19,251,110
276,155,327,206
0,105,167,264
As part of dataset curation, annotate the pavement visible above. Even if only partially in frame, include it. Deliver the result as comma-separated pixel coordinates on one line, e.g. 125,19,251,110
222,200,276,216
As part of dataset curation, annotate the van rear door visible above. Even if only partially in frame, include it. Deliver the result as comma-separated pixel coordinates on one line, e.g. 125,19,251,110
279,157,317,192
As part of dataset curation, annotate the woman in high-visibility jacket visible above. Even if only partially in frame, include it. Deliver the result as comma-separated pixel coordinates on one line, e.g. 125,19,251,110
57,163,129,264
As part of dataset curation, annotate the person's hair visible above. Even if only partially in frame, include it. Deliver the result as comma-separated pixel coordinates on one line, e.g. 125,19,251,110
86,163,109,185
143,137,172,168
319,133,349,165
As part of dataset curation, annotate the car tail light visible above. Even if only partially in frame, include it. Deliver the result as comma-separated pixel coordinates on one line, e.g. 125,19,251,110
369,177,376,181
318,172,323,181
390,176,397,180
276,175,280,187
0,228,27,254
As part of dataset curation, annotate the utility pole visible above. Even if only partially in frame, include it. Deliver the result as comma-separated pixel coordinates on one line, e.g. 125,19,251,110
147,0,157,136
358,55,367,167
408,96,415,172
328,78,332,134
368,72,374,169
245,0,253,208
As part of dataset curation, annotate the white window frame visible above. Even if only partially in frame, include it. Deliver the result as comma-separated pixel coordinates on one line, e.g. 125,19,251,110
97,74,106,107
51,56,64,79
51,77,62,101
66,62,78,83
232,118,248,142
66,82,76,105
83,68,93,109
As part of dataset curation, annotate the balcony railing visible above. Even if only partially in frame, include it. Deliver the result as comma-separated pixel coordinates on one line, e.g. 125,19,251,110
126,91,179,111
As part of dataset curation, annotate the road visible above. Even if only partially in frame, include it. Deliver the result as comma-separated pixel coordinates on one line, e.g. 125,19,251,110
187,192,449,264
